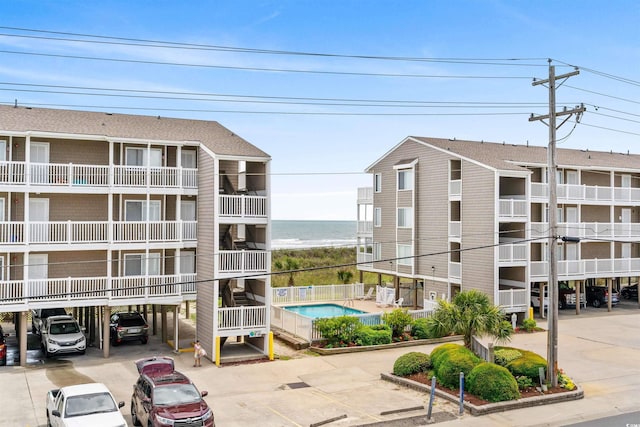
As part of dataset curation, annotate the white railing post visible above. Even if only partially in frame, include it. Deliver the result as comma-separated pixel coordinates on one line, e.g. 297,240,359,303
67,277,72,302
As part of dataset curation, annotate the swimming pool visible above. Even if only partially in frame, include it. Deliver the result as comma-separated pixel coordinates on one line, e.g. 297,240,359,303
283,303,366,319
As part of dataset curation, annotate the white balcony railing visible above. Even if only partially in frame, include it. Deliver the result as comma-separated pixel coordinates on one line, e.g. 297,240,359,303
0,161,197,189
448,221,461,239
0,273,198,307
498,242,528,263
0,221,197,245
531,182,640,204
449,261,461,280
357,252,373,266
357,220,373,234
357,187,373,204
218,305,267,331
218,250,268,274
531,222,640,241
498,289,528,312
449,179,461,198
530,257,640,280
499,199,528,218
219,194,267,218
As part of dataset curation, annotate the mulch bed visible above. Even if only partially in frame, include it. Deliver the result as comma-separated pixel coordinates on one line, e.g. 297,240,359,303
404,372,571,406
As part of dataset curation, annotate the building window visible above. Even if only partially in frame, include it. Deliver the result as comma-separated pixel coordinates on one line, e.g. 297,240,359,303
124,253,160,276
374,173,382,193
397,244,413,266
374,207,382,227
397,207,413,228
126,147,162,167
373,242,381,261
397,169,413,191
125,200,161,221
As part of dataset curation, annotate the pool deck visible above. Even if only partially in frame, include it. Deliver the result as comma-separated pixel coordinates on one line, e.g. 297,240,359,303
277,298,409,314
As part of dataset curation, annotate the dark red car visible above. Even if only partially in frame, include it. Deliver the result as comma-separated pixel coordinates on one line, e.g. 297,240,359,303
131,356,214,427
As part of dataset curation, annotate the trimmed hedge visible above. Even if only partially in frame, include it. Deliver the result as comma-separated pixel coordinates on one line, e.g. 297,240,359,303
355,325,392,346
494,348,523,367
467,363,521,402
430,344,481,389
497,346,547,380
410,318,432,339
393,352,431,376
430,343,464,371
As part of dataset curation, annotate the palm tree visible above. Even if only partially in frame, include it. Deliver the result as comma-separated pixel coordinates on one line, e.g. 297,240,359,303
274,256,300,287
426,290,512,349
337,269,353,284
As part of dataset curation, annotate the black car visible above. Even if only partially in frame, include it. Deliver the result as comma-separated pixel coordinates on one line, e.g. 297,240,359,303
110,312,149,346
0,324,7,365
585,286,619,308
620,284,638,300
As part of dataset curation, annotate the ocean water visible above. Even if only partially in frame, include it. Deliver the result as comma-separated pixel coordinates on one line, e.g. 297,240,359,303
271,220,356,249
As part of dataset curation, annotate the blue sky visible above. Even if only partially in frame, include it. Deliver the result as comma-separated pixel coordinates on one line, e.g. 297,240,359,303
2,1,639,220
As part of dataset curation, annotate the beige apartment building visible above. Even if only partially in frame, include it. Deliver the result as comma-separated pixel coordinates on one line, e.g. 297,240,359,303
356,136,639,316
0,105,272,364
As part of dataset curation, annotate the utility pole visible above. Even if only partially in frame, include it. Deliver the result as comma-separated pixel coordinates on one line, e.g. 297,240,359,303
529,59,585,387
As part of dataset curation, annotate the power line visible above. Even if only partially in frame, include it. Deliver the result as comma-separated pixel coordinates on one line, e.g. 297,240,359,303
0,26,550,66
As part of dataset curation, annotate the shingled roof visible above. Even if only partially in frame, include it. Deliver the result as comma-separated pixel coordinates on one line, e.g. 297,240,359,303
410,136,640,172
0,105,270,158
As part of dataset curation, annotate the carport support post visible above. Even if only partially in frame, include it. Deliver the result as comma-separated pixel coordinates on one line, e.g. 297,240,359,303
152,305,157,336
161,306,167,343
575,281,581,315
173,305,179,352
19,311,27,367
103,306,110,358
607,278,613,312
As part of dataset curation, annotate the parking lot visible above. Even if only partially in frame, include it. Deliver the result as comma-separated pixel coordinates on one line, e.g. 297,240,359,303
1,300,640,426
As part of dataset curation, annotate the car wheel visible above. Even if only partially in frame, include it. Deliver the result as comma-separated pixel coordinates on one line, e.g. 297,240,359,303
112,337,120,347
141,336,148,345
558,299,566,310
592,298,601,308
131,402,141,426
46,410,52,427
1,355,6,366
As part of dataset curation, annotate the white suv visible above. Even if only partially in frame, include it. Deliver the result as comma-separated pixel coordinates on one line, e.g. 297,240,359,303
41,315,86,358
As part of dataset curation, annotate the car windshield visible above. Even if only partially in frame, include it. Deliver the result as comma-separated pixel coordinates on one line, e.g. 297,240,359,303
154,384,201,406
65,392,117,417
50,322,80,335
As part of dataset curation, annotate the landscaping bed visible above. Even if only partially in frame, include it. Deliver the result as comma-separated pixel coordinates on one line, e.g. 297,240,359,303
382,372,583,416
309,335,462,355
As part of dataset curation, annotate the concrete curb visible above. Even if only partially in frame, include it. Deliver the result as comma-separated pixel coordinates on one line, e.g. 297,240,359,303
308,335,463,355
381,373,584,416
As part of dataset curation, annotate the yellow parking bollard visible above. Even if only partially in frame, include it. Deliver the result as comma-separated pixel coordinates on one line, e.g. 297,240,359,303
269,331,274,361
529,306,534,320
215,336,220,366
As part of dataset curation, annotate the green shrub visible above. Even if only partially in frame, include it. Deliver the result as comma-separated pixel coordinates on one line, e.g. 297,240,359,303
430,343,464,371
521,318,537,332
411,318,433,339
434,346,481,389
314,316,362,347
502,347,547,380
382,309,414,338
515,375,534,390
393,352,431,376
467,363,521,402
355,325,392,346
494,348,522,367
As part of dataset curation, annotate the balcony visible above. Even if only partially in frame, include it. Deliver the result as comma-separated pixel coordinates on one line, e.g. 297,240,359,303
531,222,640,241
218,305,267,334
218,194,267,221
218,250,268,276
449,261,461,282
357,220,373,235
499,198,527,220
498,289,528,313
530,257,640,280
449,179,461,199
357,252,373,268
357,187,373,204
498,241,528,264
531,182,640,205
0,273,197,310
0,161,197,190
448,221,461,240
0,221,197,246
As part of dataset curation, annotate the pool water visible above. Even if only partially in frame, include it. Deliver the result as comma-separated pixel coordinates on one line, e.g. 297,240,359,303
283,303,366,319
